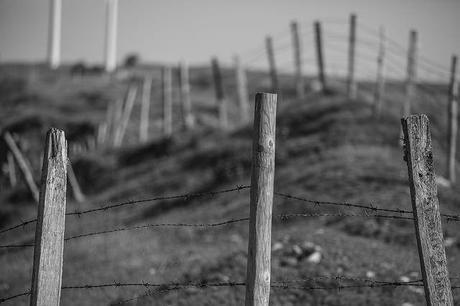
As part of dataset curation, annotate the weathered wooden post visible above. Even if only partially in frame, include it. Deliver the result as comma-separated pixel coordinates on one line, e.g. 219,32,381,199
347,14,357,99
265,36,278,93
104,0,118,72
114,85,138,147
162,66,173,137
373,27,386,117
139,75,152,142
3,132,39,202
290,21,304,99
48,0,62,69
314,21,326,93
211,57,228,129
401,115,454,306
30,128,67,306
403,30,418,117
245,93,277,306
7,152,17,187
234,55,250,123
179,61,194,130
447,55,458,184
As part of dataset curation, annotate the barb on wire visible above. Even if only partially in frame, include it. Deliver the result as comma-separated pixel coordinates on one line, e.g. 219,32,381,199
0,185,250,236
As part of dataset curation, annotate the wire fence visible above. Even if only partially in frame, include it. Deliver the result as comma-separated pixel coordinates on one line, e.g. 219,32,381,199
5,275,460,304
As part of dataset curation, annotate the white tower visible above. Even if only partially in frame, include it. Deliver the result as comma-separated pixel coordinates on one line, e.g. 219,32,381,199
104,0,118,72
48,0,62,69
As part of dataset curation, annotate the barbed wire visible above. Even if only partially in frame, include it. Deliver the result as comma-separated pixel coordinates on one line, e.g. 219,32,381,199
3,274,455,305
0,276,434,304
0,185,250,236
0,211,415,250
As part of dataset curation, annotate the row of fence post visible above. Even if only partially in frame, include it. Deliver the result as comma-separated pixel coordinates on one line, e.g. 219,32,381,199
27,92,453,305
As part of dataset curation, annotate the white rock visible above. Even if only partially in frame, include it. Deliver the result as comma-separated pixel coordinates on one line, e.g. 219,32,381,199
399,276,410,283
366,271,376,278
401,303,414,306
272,242,283,251
307,251,322,264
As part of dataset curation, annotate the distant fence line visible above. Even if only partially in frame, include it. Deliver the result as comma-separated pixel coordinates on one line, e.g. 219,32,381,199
0,91,457,305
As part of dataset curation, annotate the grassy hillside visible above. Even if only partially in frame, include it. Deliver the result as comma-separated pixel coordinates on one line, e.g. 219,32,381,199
1,64,460,305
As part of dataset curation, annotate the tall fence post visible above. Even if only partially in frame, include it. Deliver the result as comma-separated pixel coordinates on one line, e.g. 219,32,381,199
179,61,194,130
234,55,250,123
30,128,67,306
48,0,62,69
139,75,152,142
314,21,326,93
347,13,357,99
290,21,304,99
447,55,458,184
373,26,386,117
403,30,418,117
162,65,173,137
7,152,17,187
3,132,39,202
114,84,138,147
245,92,277,306
401,114,454,306
211,57,228,130
265,36,278,93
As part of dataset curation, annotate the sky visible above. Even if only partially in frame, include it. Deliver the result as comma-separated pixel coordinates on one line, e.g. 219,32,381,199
0,0,459,80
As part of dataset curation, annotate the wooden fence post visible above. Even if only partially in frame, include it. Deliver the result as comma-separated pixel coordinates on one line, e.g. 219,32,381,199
403,30,418,117
447,55,458,184
234,55,250,123
114,84,138,147
179,61,194,130
7,152,17,187
245,92,277,306
139,74,152,142
401,114,454,306
3,132,39,202
30,128,67,306
347,14,357,99
265,36,278,93
162,66,173,137
211,57,228,130
373,26,386,117
290,21,304,99
314,21,326,93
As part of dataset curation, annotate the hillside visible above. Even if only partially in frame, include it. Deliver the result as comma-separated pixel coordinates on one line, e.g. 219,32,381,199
1,64,460,306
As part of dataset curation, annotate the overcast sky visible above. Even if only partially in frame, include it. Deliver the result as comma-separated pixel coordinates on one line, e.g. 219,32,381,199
0,0,459,79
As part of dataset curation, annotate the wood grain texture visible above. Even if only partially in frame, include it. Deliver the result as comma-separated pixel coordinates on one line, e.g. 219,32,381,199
403,30,418,117
3,132,39,202
314,21,326,93
179,61,194,130
447,55,458,184
347,14,357,99
234,55,250,123
162,66,173,137
245,93,277,306
373,27,386,117
31,128,67,306
139,75,152,142
211,57,228,129
401,115,453,306
290,21,304,99
265,36,278,93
